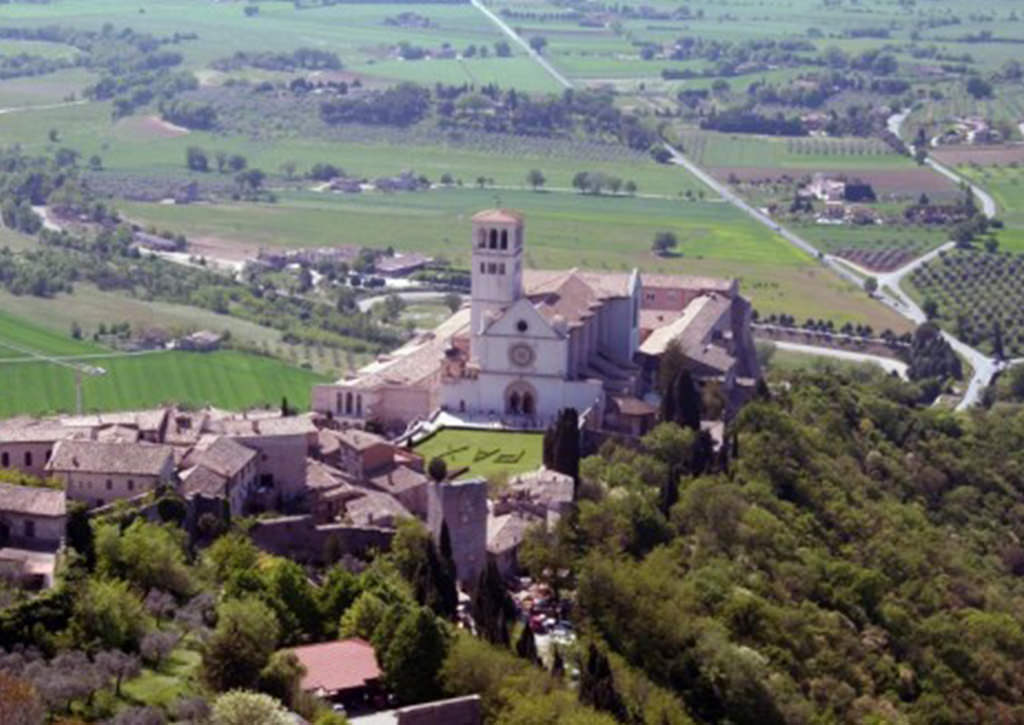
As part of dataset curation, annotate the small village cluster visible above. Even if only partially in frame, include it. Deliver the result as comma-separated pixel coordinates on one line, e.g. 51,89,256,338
0,210,760,595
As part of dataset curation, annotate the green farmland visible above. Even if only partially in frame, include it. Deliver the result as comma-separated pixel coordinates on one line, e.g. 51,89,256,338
0,313,327,415
119,186,912,330
414,427,543,479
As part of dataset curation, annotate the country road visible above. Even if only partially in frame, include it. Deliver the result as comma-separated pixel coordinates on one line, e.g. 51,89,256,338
764,339,909,378
888,109,997,218
662,139,997,410
469,0,573,90
0,99,87,116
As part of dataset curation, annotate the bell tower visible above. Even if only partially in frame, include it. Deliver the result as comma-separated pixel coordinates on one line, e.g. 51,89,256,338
470,209,524,337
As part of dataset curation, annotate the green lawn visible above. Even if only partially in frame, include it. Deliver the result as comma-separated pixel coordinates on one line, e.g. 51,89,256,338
0,313,327,414
414,427,543,479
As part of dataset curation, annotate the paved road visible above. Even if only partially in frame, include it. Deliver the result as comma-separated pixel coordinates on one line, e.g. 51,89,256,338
0,99,87,116
887,110,997,218
470,0,574,89
357,290,456,313
765,339,909,378
664,139,997,410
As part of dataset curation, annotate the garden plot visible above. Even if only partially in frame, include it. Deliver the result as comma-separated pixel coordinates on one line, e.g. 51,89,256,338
413,428,543,479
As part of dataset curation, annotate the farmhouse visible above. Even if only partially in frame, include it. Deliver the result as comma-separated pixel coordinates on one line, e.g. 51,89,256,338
0,482,66,548
313,209,759,431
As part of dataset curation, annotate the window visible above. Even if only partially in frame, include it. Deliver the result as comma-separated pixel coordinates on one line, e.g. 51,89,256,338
24,520,35,539
500,229,508,249
489,228,498,248
106,479,112,490
127,479,134,492
516,319,529,333
1,452,7,467
498,263,505,274
45,449,51,462
479,263,486,274
24,452,32,467
488,263,497,273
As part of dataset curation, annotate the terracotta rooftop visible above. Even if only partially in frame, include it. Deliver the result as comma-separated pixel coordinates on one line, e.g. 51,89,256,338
368,464,428,495
487,511,536,555
0,482,66,517
291,638,381,696
472,208,523,224
47,440,173,477
0,421,79,444
637,294,732,357
345,489,412,527
347,308,470,388
610,395,658,417
306,458,355,491
181,465,228,499
334,428,390,452
191,436,256,478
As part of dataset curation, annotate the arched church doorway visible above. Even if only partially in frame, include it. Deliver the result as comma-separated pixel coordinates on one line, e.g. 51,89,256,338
505,382,537,416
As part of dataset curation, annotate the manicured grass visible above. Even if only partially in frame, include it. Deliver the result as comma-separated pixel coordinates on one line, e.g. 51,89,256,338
0,344,327,416
414,427,543,479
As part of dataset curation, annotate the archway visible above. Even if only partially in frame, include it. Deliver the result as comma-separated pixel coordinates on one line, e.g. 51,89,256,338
505,381,537,416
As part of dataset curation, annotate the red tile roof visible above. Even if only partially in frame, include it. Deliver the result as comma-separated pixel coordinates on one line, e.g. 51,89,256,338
471,208,523,224
292,638,381,695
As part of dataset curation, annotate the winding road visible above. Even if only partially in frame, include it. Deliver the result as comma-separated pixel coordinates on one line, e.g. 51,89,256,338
662,122,1000,409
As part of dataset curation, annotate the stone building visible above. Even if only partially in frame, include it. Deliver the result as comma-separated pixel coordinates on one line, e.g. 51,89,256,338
47,440,175,508
0,482,66,548
426,478,488,586
312,209,760,432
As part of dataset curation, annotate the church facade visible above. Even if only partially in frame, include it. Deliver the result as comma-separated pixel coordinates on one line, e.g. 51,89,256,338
438,209,641,423
312,209,760,432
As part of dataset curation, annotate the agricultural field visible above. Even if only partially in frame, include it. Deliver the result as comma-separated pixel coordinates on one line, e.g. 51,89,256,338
905,248,1024,357
796,223,950,270
118,186,911,331
944,163,1024,250
413,427,542,479
0,312,327,415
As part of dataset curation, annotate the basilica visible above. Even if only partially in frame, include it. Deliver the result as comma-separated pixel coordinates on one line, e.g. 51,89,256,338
313,209,760,433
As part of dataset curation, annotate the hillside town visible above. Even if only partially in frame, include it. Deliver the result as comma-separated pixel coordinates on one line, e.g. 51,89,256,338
0,209,760,723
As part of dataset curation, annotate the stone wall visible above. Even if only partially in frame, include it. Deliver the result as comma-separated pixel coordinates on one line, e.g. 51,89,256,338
249,515,392,564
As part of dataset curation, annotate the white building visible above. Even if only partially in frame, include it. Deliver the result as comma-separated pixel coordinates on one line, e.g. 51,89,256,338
439,209,641,423
312,208,759,432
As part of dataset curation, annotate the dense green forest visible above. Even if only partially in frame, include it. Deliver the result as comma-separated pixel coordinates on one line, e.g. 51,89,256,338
522,369,1024,723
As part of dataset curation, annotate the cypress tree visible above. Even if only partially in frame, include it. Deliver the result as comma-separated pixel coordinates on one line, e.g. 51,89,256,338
579,643,626,720
515,624,539,664
674,369,702,430
472,560,512,646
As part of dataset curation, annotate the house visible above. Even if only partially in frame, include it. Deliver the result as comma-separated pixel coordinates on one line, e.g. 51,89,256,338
180,436,259,516
178,330,223,352
0,420,82,478
375,253,433,277
47,439,175,508
214,415,317,501
0,482,66,548
291,638,382,706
